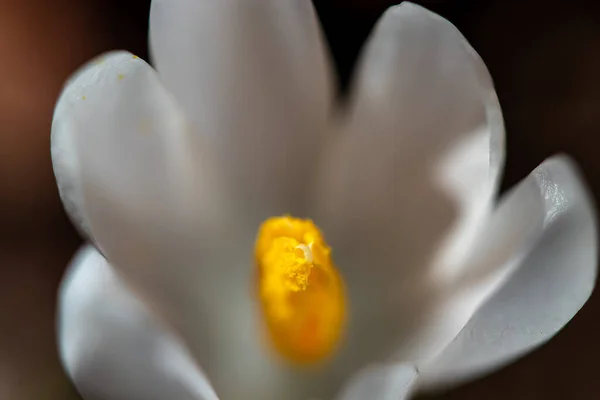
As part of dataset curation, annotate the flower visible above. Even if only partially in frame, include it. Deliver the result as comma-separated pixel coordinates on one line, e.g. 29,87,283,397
51,1,597,399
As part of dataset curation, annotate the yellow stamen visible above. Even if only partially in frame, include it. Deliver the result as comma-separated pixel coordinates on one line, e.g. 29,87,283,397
255,216,346,365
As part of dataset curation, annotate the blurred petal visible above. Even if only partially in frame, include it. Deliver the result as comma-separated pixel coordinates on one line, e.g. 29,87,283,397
418,156,597,390
51,52,238,394
58,245,219,400
51,50,230,293
51,50,228,257
312,2,504,367
336,364,418,400
150,0,334,221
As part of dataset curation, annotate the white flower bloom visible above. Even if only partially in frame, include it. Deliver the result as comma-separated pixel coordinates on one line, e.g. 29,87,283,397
51,1,597,400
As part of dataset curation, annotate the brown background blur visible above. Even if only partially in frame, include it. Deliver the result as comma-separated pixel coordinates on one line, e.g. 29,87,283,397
0,0,598,399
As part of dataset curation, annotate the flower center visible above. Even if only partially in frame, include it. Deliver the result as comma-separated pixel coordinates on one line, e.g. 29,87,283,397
255,215,346,365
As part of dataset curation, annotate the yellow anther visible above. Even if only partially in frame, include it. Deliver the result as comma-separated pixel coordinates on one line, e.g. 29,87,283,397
255,216,346,365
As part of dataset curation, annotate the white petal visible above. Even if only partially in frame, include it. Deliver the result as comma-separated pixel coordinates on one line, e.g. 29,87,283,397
336,364,418,400
311,2,504,366
150,0,334,221
58,245,219,400
51,49,231,314
418,156,597,390
51,50,228,244
51,52,240,392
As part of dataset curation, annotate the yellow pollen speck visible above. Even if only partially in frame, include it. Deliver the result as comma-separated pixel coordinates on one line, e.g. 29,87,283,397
255,216,346,365
118,74,125,81
132,55,139,59
81,95,86,100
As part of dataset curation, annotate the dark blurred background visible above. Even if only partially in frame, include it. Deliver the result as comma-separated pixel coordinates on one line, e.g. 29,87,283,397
0,0,598,399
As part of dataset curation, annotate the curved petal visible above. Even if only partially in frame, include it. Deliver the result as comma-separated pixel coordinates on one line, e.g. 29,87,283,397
311,2,504,367
149,0,334,221
58,245,219,400
418,156,597,390
51,51,238,391
50,49,232,305
336,364,418,400
51,50,229,251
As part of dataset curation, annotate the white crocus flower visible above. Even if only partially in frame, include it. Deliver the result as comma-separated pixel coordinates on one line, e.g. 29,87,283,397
51,1,597,399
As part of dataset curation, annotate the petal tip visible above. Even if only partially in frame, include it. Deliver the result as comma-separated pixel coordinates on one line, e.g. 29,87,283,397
536,154,596,209
51,50,153,242
59,50,145,96
383,1,444,22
